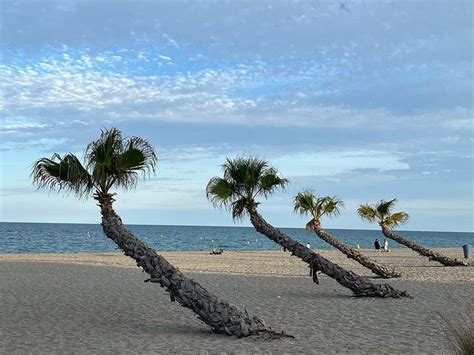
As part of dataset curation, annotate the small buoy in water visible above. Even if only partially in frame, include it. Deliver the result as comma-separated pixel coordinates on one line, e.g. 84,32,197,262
247,240,250,244
200,236,203,240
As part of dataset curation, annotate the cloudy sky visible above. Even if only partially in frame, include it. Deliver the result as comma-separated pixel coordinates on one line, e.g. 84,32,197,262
1,0,472,231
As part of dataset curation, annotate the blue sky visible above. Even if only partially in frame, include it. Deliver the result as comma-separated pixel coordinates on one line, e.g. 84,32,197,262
1,0,472,231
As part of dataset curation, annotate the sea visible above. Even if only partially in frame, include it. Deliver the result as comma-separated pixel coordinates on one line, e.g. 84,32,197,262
1,222,472,253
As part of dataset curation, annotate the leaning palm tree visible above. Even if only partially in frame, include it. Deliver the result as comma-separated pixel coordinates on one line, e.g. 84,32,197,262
32,128,283,338
206,157,409,298
357,199,468,267
294,190,401,278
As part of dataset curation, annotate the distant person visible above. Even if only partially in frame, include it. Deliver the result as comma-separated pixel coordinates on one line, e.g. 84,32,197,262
374,239,381,251
383,239,389,252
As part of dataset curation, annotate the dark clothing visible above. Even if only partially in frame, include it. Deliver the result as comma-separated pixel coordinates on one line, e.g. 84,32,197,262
374,240,381,250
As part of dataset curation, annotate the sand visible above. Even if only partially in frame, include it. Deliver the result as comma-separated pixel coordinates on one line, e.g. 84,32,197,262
1,249,473,353
1,248,472,282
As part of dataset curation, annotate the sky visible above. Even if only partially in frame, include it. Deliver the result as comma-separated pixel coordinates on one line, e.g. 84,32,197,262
0,0,473,232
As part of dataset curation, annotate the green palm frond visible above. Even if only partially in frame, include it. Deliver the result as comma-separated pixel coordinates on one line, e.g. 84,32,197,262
32,128,158,199
259,169,289,198
357,204,377,222
384,212,409,228
114,136,158,190
231,198,248,220
323,196,344,218
358,200,409,228
207,156,288,216
222,157,268,187
84,128,158,193
119,136,157,173
375,199,397,218
31,153,93,198
294,190,343,223
293,190,316,216
85,128,124,190
206,177,236,208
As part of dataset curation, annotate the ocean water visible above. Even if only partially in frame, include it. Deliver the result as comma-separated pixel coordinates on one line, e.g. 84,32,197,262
1,222,472,253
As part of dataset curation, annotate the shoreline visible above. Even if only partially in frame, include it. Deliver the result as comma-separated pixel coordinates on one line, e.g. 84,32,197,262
1,247,471,283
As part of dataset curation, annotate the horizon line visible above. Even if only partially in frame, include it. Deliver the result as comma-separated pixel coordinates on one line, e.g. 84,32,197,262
1,220,472,234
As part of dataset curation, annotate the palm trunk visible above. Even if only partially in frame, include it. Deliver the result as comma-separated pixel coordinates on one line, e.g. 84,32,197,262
381,225,469,267
94,192,283,337
248,207,409,298
313,224,402,278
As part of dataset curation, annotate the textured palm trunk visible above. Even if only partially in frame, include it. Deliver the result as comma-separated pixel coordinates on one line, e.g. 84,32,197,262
248,207,409,298
381,225,469,267
94,192,281,337
312,224,402,278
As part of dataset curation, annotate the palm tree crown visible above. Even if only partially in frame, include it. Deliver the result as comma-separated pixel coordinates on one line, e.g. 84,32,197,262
206,157,289,220
294,190,344,230
357,199,409,228
32,128,157,197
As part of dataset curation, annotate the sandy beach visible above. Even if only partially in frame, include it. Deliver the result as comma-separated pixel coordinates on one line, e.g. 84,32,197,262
1,248,473,353
1,248,472,282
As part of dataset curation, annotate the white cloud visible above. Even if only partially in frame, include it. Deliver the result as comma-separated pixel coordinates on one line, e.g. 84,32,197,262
157,54,172,61
272,150,409,177
2,50,472,133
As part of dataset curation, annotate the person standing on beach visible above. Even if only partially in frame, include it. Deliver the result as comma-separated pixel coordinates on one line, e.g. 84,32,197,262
374,239,381,251
383,239,389,252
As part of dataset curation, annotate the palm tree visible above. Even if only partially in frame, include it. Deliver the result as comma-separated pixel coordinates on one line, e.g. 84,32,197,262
206,157,409,298
294,191,401,278
31,128,282,337
357,199,468,267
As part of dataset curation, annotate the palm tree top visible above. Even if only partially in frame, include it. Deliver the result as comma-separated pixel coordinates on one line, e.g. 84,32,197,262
206,156,289,220
293,190,344,228
32,128,157,199
357,199,409,228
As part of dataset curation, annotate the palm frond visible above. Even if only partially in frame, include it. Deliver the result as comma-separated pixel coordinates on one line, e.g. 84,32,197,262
357,204,377,222
258,169,289,198
322,196,344,218
231,198,249,221
293,190,315,216
385,212,409,228
208,156,289,217
85,128,124,190
84,128,157,193
376,199,397,217
294,191,343,224
222,156,268,187
114,136,158,190
31,153,93,199
206,177,235,207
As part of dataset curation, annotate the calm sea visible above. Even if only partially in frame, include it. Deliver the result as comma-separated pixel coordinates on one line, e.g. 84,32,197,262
1,222,472,253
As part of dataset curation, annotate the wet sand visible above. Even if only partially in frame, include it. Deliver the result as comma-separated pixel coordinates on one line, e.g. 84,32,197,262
0,249,472,353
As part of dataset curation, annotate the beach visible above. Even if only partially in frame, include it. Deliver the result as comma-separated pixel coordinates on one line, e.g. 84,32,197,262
1,248,473,353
